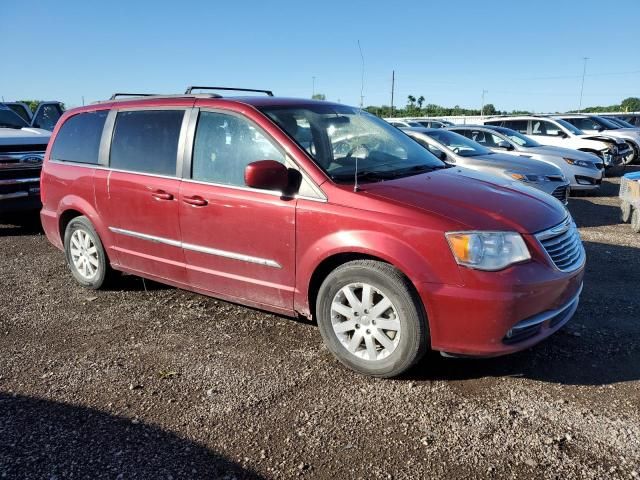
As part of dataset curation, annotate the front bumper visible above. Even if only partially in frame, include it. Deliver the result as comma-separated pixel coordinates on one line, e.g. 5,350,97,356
417,253,585,357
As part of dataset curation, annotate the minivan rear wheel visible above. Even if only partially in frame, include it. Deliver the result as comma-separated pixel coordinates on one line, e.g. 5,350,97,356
64,216,113,289
316,260,428,377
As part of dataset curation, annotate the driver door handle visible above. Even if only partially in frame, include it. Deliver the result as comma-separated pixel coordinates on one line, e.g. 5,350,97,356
182,195,208,207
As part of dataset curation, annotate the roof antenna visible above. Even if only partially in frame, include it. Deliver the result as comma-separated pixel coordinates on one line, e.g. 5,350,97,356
354,40,365,192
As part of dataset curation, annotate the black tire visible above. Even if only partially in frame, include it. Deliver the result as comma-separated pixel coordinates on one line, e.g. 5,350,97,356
621,201,632,223
316,260,429,377
63,216,113,289
624,142,638,166
631,208,640,233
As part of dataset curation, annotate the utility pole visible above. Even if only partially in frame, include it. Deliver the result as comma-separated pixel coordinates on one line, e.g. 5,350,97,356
390,70,395,117
481,89,488,117
579,57,589,112
82,96,85,106
312,76,315,98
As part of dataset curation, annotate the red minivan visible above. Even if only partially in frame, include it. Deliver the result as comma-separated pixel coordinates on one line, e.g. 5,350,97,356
40,88,585,377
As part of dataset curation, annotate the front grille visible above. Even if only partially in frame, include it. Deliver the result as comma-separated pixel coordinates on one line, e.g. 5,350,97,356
0,144,47,153
536,217,585,272
551,185,568,202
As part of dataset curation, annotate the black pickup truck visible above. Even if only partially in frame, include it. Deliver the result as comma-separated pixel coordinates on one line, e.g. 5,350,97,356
0,103,63,214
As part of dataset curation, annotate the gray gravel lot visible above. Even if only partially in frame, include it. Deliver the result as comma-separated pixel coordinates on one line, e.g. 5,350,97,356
1,169,639,479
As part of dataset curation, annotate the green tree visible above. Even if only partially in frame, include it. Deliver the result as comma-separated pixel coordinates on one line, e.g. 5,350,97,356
482,103,497,115
311,93,326,101
621,97,640,112
417,96,425,109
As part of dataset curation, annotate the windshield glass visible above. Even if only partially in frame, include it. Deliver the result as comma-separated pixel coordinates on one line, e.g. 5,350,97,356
609,117,635,128
493,127,541,147
593,116,621,130
423,129,492,157
0,108,29,129
260,105,445,182
555,118,583,135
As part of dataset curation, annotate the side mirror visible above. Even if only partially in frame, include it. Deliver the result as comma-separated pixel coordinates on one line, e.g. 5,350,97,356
556,130,568,138
244,160,289,192
497,140,513,150
432,149,448,161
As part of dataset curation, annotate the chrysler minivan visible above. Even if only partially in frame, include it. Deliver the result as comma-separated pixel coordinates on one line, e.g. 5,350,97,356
40,88,585,377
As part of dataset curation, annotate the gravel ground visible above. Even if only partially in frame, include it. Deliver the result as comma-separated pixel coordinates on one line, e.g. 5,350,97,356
1,169,639,479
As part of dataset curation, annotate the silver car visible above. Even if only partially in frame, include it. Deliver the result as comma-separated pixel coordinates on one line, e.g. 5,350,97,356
449,125,603,192
403,127,570,204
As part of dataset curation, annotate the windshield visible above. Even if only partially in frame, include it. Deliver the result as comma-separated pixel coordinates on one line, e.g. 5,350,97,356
609,117,635,128
423,129,492,157
593,116,621,130
555,118,583,135
0,108,29,129
492,127,541,147
261,105,445,182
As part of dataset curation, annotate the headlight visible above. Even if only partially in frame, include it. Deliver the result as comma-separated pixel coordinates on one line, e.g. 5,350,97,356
445,231,531,271
563,157,595,169
508,171,548,182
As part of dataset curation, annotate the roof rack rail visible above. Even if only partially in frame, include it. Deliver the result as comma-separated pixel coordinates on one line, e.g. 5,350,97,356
185,86,274,96
109,93,160,100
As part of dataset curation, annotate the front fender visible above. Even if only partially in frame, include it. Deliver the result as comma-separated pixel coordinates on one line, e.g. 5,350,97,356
295,228,462,316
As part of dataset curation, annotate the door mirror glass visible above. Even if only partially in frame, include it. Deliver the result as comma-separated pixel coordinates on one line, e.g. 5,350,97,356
497,140,513,150
245,160,289,191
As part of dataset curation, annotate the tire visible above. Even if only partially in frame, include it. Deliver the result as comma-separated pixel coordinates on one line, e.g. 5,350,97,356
621,201,632,223
316,260,429,377
64,216,113,289
631,208,640,233
623,142,638,166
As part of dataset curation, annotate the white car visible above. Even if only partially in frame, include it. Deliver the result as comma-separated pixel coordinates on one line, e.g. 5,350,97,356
483,116,631,168
383,118,423,128
449,125,603,192
556,114,640,164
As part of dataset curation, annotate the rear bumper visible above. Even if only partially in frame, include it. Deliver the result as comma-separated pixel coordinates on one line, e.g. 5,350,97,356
417,262,585,357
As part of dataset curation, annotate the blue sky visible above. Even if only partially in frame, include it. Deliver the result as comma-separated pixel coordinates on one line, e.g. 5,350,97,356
2,0,639,112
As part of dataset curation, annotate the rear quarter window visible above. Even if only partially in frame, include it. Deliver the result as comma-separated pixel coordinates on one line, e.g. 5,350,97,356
50,110,108,164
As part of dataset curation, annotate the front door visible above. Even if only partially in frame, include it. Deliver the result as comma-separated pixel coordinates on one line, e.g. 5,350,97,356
100,108,188,283
178,109,296,310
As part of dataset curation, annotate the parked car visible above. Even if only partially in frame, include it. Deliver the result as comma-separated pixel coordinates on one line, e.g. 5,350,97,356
604,116,638,129
620,172,640,232
401,127,570,203
0,104,51,214
449,125,603,192
2,101,64,131
612,114,640,128
555,114,640,164
383,118,423,128
406,118,454,129
483,116,631,168
40,88,585,377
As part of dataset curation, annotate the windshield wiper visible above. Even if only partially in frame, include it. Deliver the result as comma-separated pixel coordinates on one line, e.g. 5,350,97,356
332,170,398,182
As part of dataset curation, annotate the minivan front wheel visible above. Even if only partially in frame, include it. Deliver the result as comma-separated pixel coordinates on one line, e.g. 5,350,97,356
64,216,112,289
316,260,428,377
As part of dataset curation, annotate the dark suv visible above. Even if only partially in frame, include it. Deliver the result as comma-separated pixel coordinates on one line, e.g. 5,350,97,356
40,87,585,377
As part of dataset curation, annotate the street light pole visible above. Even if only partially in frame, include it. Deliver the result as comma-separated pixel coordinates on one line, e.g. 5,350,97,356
312,76,316,98
579,57,589,112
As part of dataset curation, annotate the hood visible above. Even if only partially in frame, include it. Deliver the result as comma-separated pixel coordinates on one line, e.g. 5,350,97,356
460,152,563,176
579,134,625,146
362,167,567,234
0,127,51,147
527,145,600,162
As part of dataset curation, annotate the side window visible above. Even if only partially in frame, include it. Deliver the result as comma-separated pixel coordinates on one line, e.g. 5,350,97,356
568,117,598,131
32,104,63,131
502,120,528,134
110,110,184,176
7,104,31,122
192,111,285,187
532,120,561,136
454,130,474,140
50,110,108,164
